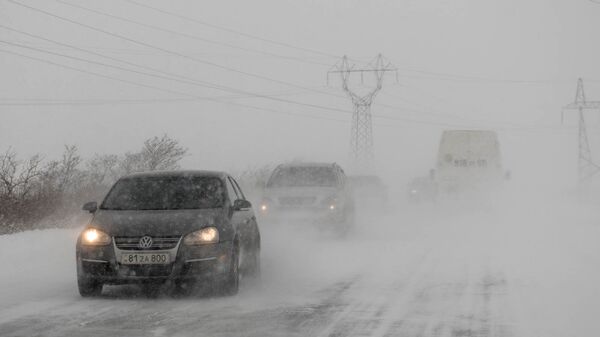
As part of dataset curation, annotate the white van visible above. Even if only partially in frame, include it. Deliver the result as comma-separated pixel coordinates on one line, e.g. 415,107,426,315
434,130,506,194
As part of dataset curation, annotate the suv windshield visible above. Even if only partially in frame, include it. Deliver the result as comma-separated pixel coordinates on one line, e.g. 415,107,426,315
267,167,338,187
101,176,224,210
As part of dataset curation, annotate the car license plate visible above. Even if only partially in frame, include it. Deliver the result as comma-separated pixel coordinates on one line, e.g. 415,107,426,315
120,253,170,265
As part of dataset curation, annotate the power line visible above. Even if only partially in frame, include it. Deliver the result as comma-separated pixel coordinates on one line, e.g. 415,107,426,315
7,0,347,100
0,25,331,101
0,89,315,106
0,50,475,130
2,40,574,133
113,0,570,85
396,67,558,84
54,0,331,67
0,45,577,134
4,2,577,133
0,23,482,128
0,46,508,130
0,42,435,125
379,85,536,129
0,39,354,115
2,6,495,127
122,0,342,61
0,47,353,124
9,1,550,128
3,41,570,132
0,24,209,83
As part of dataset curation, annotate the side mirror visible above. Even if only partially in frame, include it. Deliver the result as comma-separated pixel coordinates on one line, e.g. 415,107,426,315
233,199,252,211
82,201,98,213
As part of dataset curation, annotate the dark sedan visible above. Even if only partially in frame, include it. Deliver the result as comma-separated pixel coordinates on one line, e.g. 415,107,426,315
76,171,261,297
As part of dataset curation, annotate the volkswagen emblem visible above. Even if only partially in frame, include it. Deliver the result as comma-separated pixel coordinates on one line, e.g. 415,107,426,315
138,236,153,249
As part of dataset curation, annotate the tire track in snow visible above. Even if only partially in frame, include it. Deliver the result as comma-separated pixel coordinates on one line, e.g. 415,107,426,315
312,245,435,337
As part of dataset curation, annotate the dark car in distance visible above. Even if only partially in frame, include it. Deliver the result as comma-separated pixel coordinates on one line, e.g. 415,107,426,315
348,175,388,210
408,176,438,203
76,171,261,297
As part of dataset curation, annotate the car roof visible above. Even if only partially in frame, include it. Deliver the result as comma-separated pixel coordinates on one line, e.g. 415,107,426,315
121,170,227,180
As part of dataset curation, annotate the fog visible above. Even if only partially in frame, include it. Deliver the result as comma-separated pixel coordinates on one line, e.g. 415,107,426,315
1,1,600,336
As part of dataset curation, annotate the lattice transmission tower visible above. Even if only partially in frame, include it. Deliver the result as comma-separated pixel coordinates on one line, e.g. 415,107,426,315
563,78,600,182
328,55,397,172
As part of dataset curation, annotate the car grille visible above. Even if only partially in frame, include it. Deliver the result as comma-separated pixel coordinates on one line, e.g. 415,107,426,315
278,196,317,207
114,236,181,250
119,265,174,277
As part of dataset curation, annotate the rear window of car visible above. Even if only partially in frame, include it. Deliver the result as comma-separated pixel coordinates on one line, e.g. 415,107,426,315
267,167,338,187
100,176,225,210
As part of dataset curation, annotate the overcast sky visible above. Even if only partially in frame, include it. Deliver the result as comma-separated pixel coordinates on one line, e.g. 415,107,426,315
1,0,600,184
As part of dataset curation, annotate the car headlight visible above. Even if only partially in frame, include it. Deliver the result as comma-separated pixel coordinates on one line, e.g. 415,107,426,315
184,227,219,245
324,195,339,211
260,198,271,212
81,228,111,246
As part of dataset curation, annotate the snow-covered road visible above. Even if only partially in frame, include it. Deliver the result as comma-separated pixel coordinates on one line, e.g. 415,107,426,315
1,192,599,337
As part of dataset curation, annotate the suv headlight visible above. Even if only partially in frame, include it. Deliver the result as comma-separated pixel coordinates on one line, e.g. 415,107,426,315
260,198,272,212
184,227,219,245
81,228,111,246
323,195,340,211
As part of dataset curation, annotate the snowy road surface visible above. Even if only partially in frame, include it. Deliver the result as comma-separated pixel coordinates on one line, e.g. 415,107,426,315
0,193,599,337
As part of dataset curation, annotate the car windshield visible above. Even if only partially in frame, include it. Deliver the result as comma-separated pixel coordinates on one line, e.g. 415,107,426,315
267,167,338,187
101,176,225,210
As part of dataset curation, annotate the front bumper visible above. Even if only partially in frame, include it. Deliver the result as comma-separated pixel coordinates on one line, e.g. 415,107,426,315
76,239,233,284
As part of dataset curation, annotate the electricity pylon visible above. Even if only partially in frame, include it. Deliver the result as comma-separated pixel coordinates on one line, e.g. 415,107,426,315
563,78,600,182
328,55,397,172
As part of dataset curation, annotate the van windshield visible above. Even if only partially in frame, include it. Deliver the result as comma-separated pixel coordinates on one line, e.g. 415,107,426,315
101,176,225,210
267,167,338,187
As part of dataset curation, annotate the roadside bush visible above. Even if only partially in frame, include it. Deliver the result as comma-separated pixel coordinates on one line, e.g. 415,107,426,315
0,135,186,234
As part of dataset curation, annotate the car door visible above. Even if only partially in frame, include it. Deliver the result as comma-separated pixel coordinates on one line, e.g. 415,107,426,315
228,176,258,255
225,176,245,241
224,177,250,251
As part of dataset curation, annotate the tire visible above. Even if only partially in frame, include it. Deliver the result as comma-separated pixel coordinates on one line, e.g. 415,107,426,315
245,249,261,279
78,277,103,297
334,209,354,237
222,244,240,296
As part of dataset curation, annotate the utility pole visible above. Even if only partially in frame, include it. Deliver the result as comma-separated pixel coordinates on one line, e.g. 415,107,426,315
563,78,600,183
328,55,397,172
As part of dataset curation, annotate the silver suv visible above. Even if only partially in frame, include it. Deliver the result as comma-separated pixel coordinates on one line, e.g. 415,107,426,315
259,163,354,232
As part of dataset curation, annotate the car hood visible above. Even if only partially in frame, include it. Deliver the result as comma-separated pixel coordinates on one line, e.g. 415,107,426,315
262,186,343,208
89,208,226,237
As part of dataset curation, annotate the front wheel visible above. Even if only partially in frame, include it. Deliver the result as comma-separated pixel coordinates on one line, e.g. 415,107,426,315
222,246,240,296
244,249,261,279
78,277,103,297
